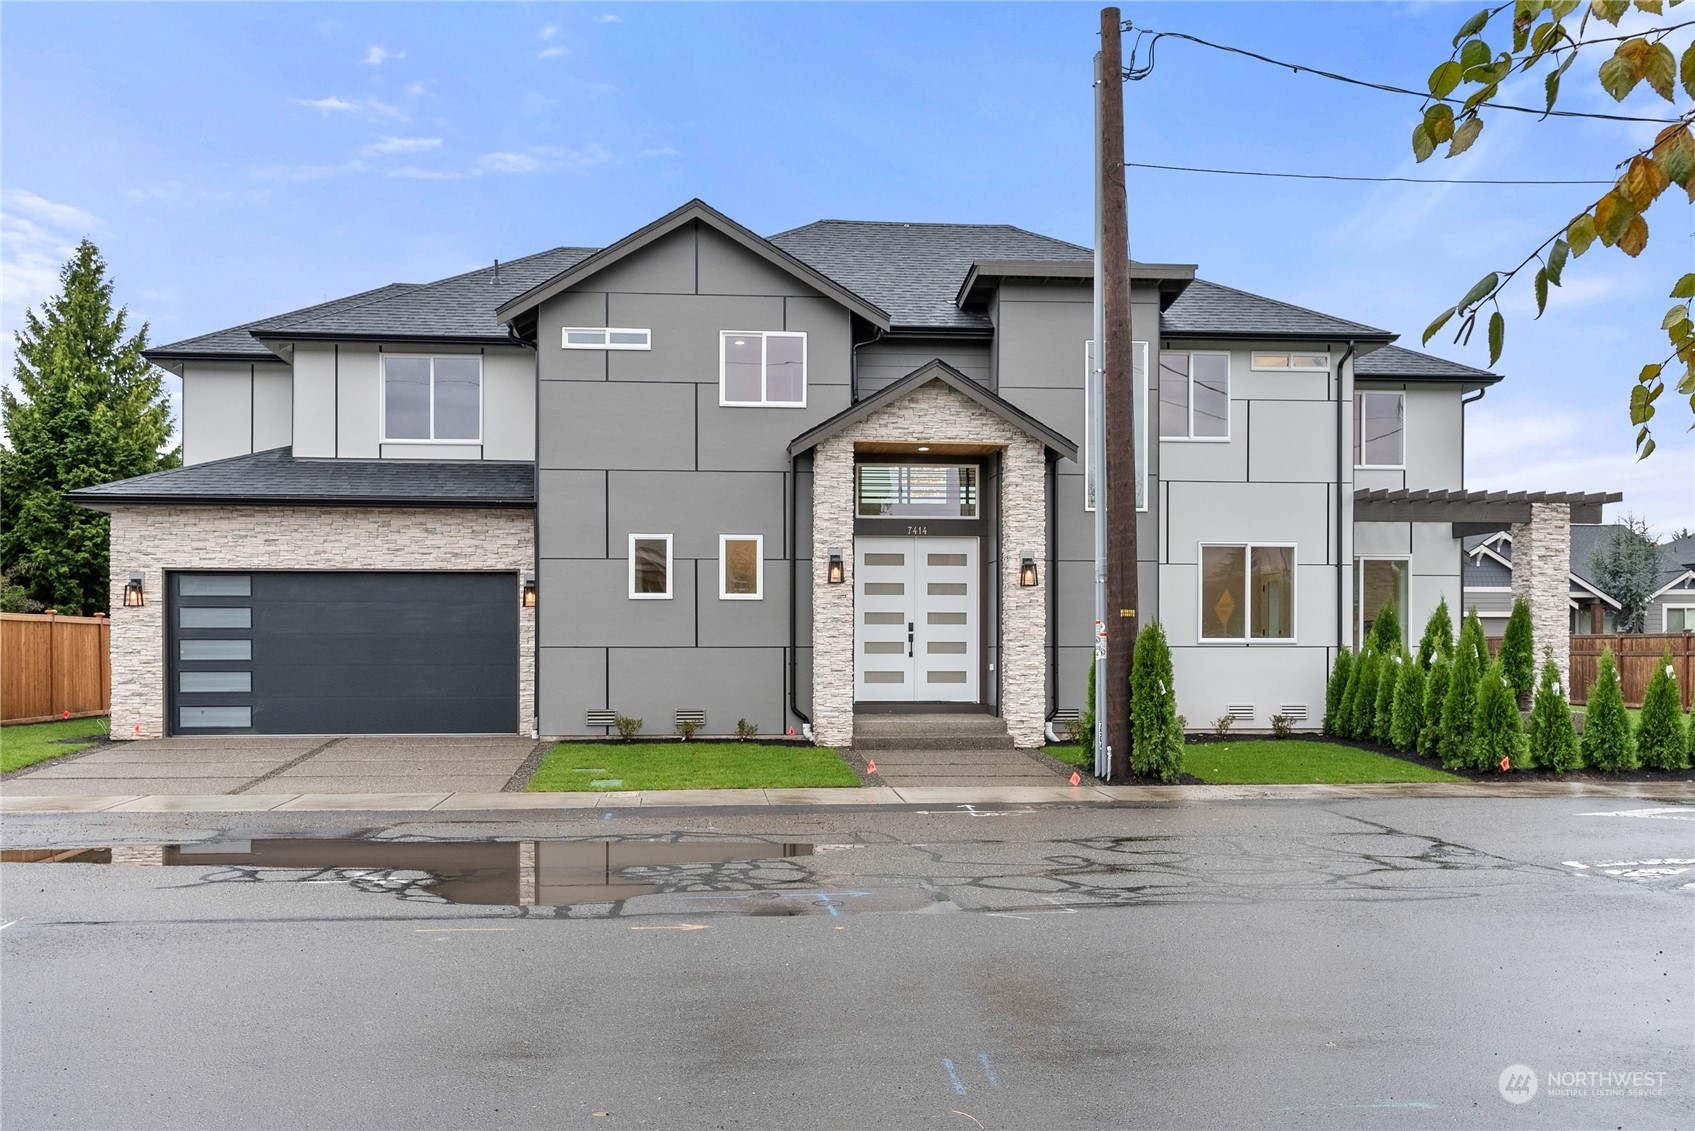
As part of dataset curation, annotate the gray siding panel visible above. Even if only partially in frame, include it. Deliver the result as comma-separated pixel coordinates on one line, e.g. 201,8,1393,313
540,381,696,470
856,337,991,398
538,470,608,559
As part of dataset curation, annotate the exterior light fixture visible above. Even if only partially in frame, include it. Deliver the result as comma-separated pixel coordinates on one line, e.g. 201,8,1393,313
122,574,145,608
1019,554,1038,588
827,551,845,585
521,576,537,608
916,445,930,452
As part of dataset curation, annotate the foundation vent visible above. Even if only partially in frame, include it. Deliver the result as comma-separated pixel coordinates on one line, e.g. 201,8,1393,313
585,709,618,728
675,709,707,727
1052,708,1081,723
1278,705,1309,722
1226,704,1255,722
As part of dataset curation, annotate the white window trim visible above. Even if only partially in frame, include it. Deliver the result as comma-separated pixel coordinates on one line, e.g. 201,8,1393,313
1664,603,1695,632
1354,556,1411,649
1250,351,1331,372
628,533,674,600
562,327,652,350
718,534,764,601
1084,340,1149,513
1159,350,1232,443
719,330,808,408
1197,541,1298,644
381,354,484,444
1354,390,1406,469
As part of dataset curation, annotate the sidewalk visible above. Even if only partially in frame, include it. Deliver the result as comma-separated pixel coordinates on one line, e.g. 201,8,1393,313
3,779,1692,813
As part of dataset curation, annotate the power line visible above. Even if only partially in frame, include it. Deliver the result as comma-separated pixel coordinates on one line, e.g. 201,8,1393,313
1125,160,1615,185
1125,25,1690,126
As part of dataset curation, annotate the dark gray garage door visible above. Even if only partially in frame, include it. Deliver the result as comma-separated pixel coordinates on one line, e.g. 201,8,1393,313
168,572,519,735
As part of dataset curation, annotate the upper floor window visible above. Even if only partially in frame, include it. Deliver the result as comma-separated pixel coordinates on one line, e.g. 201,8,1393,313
383,355,480,442
562,327,651,350
1354,391,1405,468
1251,351,1329,371
721,331,806,407
1201,543,1295,642
1159,351,1230,440
1084,340,1148,512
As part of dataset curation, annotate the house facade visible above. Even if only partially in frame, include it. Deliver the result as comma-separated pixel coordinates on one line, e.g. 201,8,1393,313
78,198,1564,748
1464,527,1695,634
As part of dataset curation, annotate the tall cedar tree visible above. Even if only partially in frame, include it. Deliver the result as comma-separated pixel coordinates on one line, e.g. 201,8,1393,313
1336,645,1367,739
1437,619,1485,771
1372,650,1400,746
1589,518,1662,633
1469,661,1528,772
1076,653,1097,764
1419,652,1453,758
1323,648,1354,735
1459,608,1490,673
1,240,176,613
1526,649,1580,773
1369,599,1402,655
1581,648,1636,772
1129,621,1183,783
1416,597,1453,670
1499,597,1536,701
1390,649,1426,752
1636,652,1688,771
1349,649,1381,742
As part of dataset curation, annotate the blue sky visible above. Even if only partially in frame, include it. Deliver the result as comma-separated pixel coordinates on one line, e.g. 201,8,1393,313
3,1,1690,533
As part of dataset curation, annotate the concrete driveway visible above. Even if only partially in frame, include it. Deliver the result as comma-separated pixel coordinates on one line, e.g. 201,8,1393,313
4,736,544,796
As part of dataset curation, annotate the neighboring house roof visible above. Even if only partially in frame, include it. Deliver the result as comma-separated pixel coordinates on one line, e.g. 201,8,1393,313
788,358,1078,461
498,199,890,331
66,447,535,508
1160,279,1394,342
1354,344,1502,385
1460,524,1695,609
145,283,421,364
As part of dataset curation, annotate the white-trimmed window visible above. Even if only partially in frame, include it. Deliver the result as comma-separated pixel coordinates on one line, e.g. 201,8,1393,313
720,331,806,407
562,327,651,350
382,355,481,442
719,535,763,600
1159,351,1230,440
1200,543,1296,642
1354,558,1409,648
629,534,673,599
1666,605,1695,632
1251,351,1329,371
1084,340,1148,512
1354,391,1405,468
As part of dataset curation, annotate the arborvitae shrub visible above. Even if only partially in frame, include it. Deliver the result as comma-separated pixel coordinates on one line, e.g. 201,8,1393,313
1499,597,1536,701
1581,648,1636,772
1349,650,1381,741
1417,597,1454,670
1373,650,1400,745
1390,650,1426,752
1370,600,1402,655
1469,661,1528,772
1129,622,1182,783
1438,629,1483,771
1459,608,1490,673
1077,653,1097,762
1526,650,1579,773
1323,648,1353,735
1419,653,1452,758
1636,652,1689,771
1336,645,1366,739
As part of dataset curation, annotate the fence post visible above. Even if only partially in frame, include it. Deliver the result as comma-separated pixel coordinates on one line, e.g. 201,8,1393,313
95,612,109,716
43,609,57,719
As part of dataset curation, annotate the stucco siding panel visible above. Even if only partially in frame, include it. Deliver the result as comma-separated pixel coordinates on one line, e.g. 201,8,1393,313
605,294,784,383
334,345,381,458
781,298,852,386
253,368,293,452
291,345,336,458
997,386,1084,453
539,557,696,648
695,567,791,647
995,296,1091,392
1247,400,1335,483
537,647,608,737
1354,521,1412,557
697,223,824,298
1164,482,1331,562
856,338,992,397
606,470,785,561
483,347,536,460
1169,645,1330,732
539,381,695,470
581,224,697,295
606,647,787,740
697,384,852,472
1158,403,1248,482
1404,385,1463,490
182,365,253,466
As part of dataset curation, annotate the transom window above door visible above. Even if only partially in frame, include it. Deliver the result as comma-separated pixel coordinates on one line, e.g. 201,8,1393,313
383,355,481,442
720,331,806,407
857,465,978,519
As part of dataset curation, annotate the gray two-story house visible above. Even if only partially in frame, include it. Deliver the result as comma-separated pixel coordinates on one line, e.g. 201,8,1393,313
76,199,1610,750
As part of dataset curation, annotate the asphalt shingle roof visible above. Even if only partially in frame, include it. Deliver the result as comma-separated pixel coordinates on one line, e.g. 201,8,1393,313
1159,278,1392,340
1462,525,1693,596
67,447,535,507
1355,344,1500,383
146,283,420,361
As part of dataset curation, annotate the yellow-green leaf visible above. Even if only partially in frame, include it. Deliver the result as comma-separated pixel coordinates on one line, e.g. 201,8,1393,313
1460,38,1492,69
1671,273,1695,299
1599,54,1641,101
1448,116,1484,157
1551,0,1580,17
1638,437,1657,460
1487,310,1505,365
1426,103,1456,143
1460,271,1500,311
1534,266,1549,318
1629,384,1650,422
1681,41,1695,100
1594,190,1637,245
1624,155,1671,209
1547,238,1569,284
1635,0,1664,12
1664,304,1690,330
1590,0,1629,23
1544,70,1562,111
1453,7,1492,44
1642,41,1677,100
1423,306,1459,345
1412,122,1436,162
1618,213,1649,257
1429,60,1464,97
1658,128,1695,188
1639,362,1664,384
1567,212,1598,255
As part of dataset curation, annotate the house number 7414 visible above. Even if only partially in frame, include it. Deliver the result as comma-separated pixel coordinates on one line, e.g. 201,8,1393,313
906,525,929,536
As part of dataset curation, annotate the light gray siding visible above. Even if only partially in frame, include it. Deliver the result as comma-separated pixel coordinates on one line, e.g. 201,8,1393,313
180,361,294,466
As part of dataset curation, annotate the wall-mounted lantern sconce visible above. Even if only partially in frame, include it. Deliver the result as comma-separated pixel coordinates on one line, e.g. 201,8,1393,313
827,551,845,585
122,574,145,608
1019,553,1039,588
521,576,537,608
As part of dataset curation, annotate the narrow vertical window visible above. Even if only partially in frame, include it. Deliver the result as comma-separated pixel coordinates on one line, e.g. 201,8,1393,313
1354,391,1405,467
629,534,673,599
719,535,763,600
1355,559,1409,646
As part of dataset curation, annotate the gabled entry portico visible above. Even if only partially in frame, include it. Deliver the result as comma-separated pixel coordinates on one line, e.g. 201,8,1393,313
790,360,1077,749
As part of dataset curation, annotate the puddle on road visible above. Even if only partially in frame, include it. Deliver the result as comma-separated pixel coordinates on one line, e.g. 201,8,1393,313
0,839,813,908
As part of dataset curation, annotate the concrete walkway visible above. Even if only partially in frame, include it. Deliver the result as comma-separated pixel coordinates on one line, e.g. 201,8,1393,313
859,746,1069,787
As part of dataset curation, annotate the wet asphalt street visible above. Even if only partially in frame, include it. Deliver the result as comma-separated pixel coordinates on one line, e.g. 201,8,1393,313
2,797,1691,1130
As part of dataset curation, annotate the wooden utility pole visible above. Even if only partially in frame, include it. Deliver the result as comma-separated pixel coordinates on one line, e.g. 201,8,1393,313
1099,6,1137,781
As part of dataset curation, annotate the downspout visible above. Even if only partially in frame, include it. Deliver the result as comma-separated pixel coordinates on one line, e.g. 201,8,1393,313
787,449,812,740
1460,385,1487,487
1044,452,1059,731
851,323,885,404
1336,339,1357,654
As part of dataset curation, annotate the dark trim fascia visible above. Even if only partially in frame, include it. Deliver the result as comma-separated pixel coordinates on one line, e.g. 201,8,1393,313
144,350,280,366
252,332,516,348
885,324,995,339
1159,330,1398,343
957,259,1196,308
68,495,536,511
1355,373,1504,387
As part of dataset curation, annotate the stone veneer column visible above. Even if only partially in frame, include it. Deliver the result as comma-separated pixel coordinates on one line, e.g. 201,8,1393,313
997,438,1049,749
1509,501,1572,688
810,437,858,748
106,505,536,740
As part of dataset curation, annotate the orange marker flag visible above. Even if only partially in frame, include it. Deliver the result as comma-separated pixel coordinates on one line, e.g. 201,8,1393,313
867,759,877,774
1069,771,1081,786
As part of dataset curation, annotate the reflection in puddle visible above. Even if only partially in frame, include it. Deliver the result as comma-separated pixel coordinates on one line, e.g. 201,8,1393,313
2,840,813,908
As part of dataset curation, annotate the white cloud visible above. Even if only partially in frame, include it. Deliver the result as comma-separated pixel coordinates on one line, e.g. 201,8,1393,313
405,81,427,98
595,13,622,23
364,45,404,66
294,96,405,121
539,45,568,59
3,189,99,232
387,167,470,181
641,146,680,159
295,96,358,114
1,191,102,389
477,151,540,174
540,24,560,39
362,136,442,156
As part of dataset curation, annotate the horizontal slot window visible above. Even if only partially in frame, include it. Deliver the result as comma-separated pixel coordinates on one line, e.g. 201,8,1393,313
863,612,905,625
864,582,905,596
180,639,251,661
563,327,651,350
863,642,906,654
179,671,251,694
928,612,967,625
863,671,905,684
179,575,250,597
179,706,252,729
927,582,968,596
1252,352,1329,371
857,465,978,519
926,671,968,684
927,641,967,654
180,607,251,629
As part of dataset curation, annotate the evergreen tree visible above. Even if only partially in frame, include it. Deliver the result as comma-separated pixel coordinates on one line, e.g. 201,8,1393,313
1499,597,1536,702
1418,652,1453,758
1336,645,1367,739
1323,648,1354,735
1,240,176,613
1636,652,1688,771
1390,649,1426,752
1373,649,1400,745
1459,607,1490,673
1437,625,1484,771
1469,661,1528,772
1370,599,1402,655
1349,650,1381,741
1076,653,1097,762
1128,621,1182,783
1526,649,1580,773
1416,597,1454,670
1581,648,1636,772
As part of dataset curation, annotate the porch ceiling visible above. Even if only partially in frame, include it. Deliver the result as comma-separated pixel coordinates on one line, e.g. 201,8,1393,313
853,440,1008,457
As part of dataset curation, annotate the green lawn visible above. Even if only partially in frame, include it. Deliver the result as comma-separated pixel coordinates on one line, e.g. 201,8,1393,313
1572,705,1643,724
527,741,860,791
1182,740,1463,785
1,716,109,774
1044,745,1092,769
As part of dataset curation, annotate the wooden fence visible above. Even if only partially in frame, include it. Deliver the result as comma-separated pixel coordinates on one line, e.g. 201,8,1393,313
1569,633,1694,710
1,611,110,724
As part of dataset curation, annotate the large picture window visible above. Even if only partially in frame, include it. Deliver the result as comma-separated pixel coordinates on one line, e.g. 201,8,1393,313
1354,391,1405,468
628,534,673,599
1355,558,1409,648
1084,340,1148,512
1200,543,1295,642
720,331,806,407
1159,351,1230,440
383,355,481,442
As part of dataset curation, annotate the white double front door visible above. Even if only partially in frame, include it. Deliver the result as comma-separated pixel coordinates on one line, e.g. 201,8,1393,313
853,536,980,703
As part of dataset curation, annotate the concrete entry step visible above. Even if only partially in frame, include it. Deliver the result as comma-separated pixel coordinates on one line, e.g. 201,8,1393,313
851,712,1016,750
